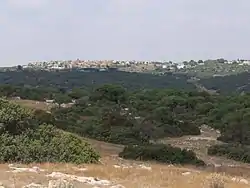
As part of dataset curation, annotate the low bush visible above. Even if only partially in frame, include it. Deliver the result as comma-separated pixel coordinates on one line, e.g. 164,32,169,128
0,124,100,164
119,144,205,166
208,144,250,163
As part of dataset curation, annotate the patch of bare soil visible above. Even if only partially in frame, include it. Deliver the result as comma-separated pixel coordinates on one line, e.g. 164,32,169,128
158,125,250,177
10,99,55,111
9,99,74,112
83,138,124,157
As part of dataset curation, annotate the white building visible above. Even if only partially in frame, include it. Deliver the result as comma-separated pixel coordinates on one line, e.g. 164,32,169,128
177,64,185,69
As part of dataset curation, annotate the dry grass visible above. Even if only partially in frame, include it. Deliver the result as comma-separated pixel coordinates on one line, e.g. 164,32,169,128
9,99,74,111
10,99,54,111
83,138,124,156
1,140,249,188
0,138,249,188
0,159,249,188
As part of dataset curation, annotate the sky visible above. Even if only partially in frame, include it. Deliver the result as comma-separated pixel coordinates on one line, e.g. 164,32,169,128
0,0,250,66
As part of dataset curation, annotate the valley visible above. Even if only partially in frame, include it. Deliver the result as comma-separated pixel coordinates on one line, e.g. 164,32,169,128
0,70,250,187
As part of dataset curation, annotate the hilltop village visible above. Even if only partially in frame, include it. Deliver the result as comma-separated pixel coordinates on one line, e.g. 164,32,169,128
21,59,250,74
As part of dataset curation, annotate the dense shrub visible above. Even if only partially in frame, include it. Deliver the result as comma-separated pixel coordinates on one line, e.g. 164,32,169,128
119,144,205,166
90,84,127,104
78,118,149,145
0,99,100,164
208,144,250,163
0,99,34,134
0,124,100,164
52,87,209,145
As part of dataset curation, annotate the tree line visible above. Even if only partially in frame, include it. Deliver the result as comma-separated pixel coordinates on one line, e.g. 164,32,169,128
0,70,195,90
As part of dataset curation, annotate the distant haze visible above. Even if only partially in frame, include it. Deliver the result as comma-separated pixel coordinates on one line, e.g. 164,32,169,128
0,0,250,66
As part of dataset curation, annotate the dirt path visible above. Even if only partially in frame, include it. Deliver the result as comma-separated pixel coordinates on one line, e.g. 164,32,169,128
156,125,250,176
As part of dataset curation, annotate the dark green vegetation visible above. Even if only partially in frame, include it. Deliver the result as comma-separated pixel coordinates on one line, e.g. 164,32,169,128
0,98,99,164
0,84,72,102
2,69,250,164
2,69,250,94
0,70,195,90
0,83,205,165
119,144,205,166
52,85,202,145
199,72,250,94
51,85,250,164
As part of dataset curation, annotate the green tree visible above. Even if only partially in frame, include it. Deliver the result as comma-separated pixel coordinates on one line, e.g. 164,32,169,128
0,124,100,164
90,84,127,104
68,88,88,99
54,94,72,107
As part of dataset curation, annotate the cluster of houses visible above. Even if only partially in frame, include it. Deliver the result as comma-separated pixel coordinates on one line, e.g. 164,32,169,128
45,99,75,108
23,59,189,72
24,59,114,70
226,59,250,65
22,59,250,72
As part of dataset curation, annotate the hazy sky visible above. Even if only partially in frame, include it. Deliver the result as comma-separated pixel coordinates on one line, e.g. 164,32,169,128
1,0,250,66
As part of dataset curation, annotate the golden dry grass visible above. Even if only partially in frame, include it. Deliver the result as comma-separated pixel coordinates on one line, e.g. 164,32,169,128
1,158,250,188
0,136,249,188
1,138,250,188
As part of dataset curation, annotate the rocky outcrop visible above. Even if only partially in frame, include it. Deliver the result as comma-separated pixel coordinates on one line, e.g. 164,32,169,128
47,172,111,186
48,180,74,188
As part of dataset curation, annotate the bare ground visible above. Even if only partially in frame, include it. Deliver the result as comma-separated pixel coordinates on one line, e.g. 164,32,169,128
10,99,55,111
158,125,250,177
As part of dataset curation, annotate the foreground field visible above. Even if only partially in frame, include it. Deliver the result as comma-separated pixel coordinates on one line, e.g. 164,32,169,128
1,137,250,188
1,153,250,188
